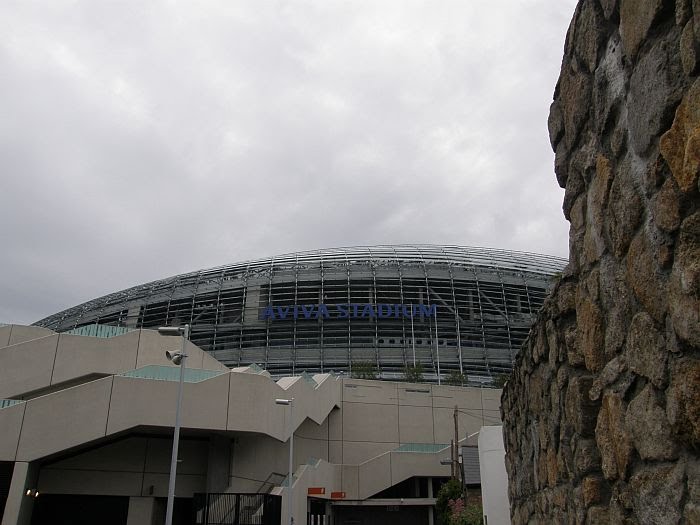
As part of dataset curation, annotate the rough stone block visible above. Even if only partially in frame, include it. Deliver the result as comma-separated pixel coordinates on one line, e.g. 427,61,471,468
598,258,635,356
557,438,575,483
589,356,626,401
556,280,577,315
576,298,605,372
619,0,665,59
660,77,700,193
546,448,558,487
560,61,593,150
609,487,634,525
565,323,585,368
573,0,606,73
626,312,667,388
684,503,700,524
603,305,632,360
676,0,692,27
625,231,668,323
574,438,601,477
628,33,685,156
593,35,625,137
549,100,564,149
688,455,700,503
546,320,561,365
611,122,627,158
555,139,570,189
566,375,599,437
653,177,681,232
681,19,700,75
590,155,614,227
600,0,618,21
582,475,604,507
605,160,642,258
625,384,678,461
668,211,700,347
630,462,685,525
563,164,586,221
596,392,632,480
666,358,700,446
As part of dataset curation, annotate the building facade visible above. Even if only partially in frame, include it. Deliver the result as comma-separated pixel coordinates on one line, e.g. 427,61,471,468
0,325,502,525
35,245,566,382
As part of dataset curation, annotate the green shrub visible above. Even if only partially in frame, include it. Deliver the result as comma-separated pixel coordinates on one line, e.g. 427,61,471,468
492,373,510,388
436,479,463,525
403,363,424,382
350,361,378,379
436,480,483,525
448,498,483,525
445,370,465,386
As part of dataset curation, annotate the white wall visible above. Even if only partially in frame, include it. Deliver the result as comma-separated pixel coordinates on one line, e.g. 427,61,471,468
478,426,510,525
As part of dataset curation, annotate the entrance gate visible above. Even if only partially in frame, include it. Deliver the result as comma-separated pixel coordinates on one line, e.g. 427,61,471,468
193,493,281,525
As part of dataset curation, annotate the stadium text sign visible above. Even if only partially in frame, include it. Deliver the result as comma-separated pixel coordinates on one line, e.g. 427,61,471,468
261,303,437,321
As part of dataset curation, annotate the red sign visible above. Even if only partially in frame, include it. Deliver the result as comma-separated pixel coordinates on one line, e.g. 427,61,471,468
331,491,346,499
308,487,326,495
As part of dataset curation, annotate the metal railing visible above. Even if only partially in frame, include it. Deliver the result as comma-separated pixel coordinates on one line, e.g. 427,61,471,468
193,493,281,525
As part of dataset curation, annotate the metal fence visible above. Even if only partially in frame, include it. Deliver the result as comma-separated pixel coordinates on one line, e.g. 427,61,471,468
193,493,281,525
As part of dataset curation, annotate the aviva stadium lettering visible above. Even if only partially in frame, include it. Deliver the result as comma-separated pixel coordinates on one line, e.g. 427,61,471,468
260,303,437,321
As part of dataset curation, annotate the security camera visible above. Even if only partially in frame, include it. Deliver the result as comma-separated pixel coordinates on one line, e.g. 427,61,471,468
165,350,184,365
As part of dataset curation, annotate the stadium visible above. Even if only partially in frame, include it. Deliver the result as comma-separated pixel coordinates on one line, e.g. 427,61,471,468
35,245,567,383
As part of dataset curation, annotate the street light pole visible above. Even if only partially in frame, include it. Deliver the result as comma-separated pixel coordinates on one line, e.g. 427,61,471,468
453,406,461,485
275,398,294,525
159,324,190,525
410,304,416,367
434,310,441,385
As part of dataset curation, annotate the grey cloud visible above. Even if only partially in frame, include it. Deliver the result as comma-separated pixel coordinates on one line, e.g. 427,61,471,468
0,1,577,324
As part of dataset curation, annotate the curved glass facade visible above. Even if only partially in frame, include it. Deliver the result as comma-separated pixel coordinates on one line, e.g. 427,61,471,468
35,245,566,382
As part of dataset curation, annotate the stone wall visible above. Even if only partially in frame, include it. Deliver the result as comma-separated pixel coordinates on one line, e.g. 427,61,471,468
501,1,699,523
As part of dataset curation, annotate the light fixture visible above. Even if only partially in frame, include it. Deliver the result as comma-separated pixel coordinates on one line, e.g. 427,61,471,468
158,326,184,337
165,350,185,365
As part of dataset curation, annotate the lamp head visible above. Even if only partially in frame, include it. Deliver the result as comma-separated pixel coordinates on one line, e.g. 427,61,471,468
165,350,185,365
158,326,184,336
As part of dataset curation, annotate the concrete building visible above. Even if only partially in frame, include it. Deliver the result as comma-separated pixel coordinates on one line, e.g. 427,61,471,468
0,324,502,525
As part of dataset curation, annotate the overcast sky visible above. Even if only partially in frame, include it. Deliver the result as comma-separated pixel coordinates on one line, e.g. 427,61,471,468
1,0,577,325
